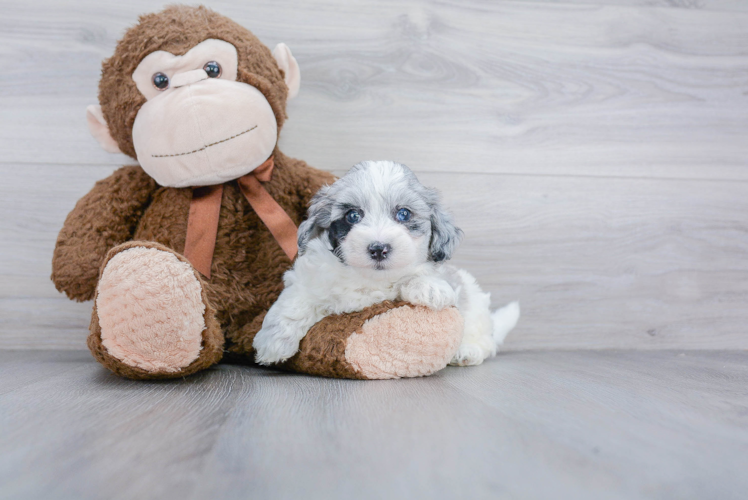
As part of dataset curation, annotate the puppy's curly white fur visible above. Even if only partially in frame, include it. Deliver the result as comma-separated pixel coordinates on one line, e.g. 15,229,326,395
253,161,519,366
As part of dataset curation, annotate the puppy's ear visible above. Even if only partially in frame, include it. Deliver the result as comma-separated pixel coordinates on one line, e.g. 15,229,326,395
429,202,463,262
298,186,333,255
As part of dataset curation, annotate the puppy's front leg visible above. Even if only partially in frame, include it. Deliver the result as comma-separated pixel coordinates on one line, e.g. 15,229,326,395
399,275,457,311
253,289,323,365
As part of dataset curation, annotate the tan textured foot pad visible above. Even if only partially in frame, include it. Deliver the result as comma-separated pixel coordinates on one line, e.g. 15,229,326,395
96,246,206,373
345,305,463,379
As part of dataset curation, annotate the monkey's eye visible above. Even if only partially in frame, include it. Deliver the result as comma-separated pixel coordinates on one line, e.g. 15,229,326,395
152,72,169,90
396,208,411,222
203,61,222,78
345,209,362,225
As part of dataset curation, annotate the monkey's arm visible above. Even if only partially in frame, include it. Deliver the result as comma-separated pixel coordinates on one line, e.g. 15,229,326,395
52,165,157,301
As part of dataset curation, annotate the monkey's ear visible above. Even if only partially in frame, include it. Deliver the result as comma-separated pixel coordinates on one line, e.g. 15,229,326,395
85,105,122,154
272,43,300,100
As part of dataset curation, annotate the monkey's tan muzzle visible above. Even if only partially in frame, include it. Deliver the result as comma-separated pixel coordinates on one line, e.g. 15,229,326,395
132,78,278,188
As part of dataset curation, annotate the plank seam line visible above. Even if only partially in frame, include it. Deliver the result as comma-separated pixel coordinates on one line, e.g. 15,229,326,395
2,163,748,184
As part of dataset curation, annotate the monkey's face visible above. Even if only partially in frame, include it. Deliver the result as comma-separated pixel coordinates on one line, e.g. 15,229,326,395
129,39,278,188
86,6,301,188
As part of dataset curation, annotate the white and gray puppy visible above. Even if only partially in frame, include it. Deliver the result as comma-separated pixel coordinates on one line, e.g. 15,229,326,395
253,160,519,366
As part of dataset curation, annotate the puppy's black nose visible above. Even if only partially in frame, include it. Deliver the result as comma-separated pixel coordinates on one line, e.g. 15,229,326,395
368,243,391,262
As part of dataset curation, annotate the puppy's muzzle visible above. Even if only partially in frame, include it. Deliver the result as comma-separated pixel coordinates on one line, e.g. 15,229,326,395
368,242,391,262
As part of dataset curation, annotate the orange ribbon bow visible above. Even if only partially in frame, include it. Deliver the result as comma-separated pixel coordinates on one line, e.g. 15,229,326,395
183,156,298,278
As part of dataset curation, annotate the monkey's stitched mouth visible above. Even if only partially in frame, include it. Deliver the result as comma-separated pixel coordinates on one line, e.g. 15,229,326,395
151,125,257,158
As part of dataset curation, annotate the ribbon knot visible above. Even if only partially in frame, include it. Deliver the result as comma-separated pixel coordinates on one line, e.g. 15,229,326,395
249,156,276,183
183,156,298,278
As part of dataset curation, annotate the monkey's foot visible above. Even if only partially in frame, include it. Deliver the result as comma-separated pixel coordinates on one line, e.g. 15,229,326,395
280,301,464,379
88,241,223,380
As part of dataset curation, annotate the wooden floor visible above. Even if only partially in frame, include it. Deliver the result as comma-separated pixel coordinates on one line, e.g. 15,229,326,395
2,350,747,500
1,1,747,499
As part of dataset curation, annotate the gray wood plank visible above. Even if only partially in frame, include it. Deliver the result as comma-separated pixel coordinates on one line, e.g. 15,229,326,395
3,163,747,350
0,0,747,179
0,350,91,396
536,0,748,10
1,350,746,500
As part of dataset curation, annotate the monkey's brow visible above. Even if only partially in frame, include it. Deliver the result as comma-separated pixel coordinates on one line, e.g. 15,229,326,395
151,125,257,158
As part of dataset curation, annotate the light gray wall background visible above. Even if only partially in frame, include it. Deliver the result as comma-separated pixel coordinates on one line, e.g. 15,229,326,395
1,0,747,351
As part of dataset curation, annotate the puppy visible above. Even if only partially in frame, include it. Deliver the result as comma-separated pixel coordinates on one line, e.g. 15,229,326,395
253,160,519,366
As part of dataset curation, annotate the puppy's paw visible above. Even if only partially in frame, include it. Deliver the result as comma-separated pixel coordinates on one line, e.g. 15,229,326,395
449,343,487,367
400,277,457,310
253,324,302,366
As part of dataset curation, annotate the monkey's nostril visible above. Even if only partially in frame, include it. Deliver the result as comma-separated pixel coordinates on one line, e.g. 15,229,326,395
367,243,391,262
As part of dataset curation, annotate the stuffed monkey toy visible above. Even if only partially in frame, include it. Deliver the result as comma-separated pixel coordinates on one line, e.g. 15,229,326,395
51,5,463,380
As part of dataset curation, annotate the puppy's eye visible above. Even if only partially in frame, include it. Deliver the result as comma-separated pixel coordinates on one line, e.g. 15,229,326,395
203,61,221,78
345,209,362,224
152,72,169,90
396,208,411,222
